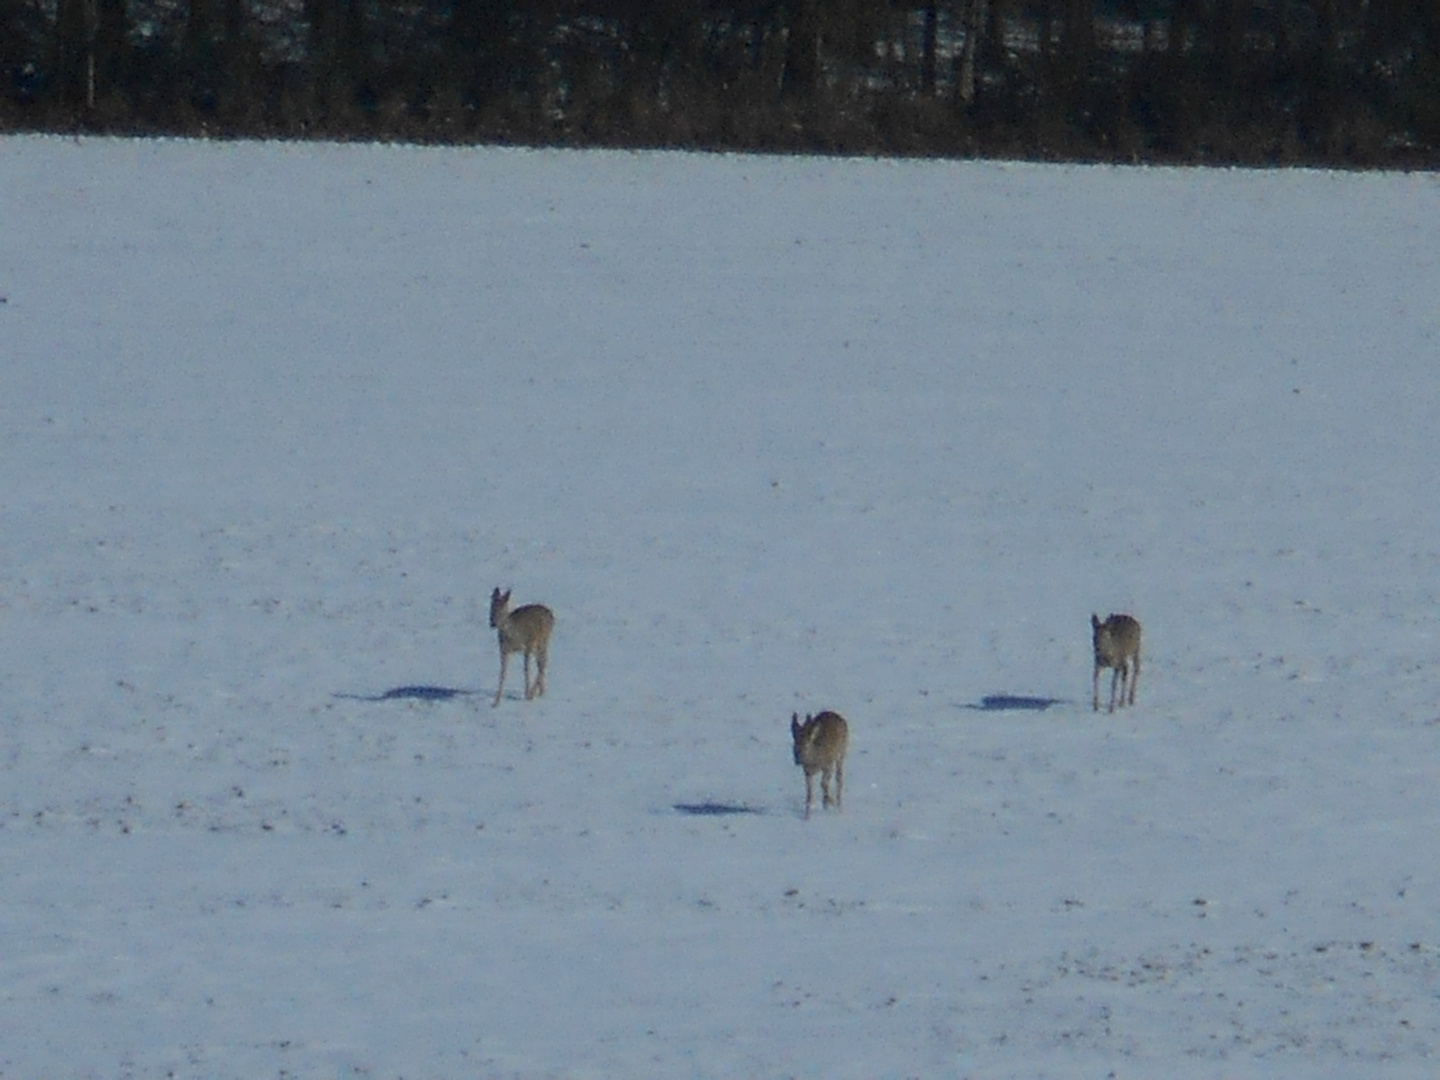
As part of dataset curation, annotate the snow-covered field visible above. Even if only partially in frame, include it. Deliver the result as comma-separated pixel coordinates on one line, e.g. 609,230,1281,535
3,136,1440,1077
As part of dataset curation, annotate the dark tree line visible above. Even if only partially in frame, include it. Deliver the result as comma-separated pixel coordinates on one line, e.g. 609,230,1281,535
2,0,1438,164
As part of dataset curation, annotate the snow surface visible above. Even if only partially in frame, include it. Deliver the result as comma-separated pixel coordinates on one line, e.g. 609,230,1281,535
3,136,1440,1077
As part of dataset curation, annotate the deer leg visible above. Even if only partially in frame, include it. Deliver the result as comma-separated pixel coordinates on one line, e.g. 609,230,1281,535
534,644,547,697
493,651,509,707
1093,665,1101,712
834,761,844,811
523,651,534,699
804,772,815,820
1129,655,1140,706
1109,667,1121,713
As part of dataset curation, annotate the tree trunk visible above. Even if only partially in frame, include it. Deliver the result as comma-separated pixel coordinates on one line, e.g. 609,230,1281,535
53,0,90,109
956,0,986,104
921,4,938,94
782,0,819,99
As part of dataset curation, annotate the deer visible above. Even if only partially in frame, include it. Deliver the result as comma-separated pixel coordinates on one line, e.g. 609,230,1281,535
1092,613,1142,712
489,587,554,707
790,710,849,819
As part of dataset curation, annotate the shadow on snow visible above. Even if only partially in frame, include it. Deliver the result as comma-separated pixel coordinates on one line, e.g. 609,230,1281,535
964,694,1067,712
673,802,764,817
334,685,481,703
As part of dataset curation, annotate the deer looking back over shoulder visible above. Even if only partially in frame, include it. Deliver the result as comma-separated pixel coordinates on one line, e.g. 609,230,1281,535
489,587,554,707
790,710,848,819
1092,613,1141,712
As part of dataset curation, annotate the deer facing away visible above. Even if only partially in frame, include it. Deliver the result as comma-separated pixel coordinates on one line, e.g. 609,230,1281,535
790,710,849,819
1092,613,1141,712
489,587,554,707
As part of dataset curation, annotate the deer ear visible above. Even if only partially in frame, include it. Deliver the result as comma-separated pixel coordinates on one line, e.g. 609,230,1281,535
1091,614,1100,629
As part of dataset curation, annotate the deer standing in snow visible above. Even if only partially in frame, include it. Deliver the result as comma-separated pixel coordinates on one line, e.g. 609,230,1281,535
1092,613,1141,712
489,587,554,707
790,710,849,819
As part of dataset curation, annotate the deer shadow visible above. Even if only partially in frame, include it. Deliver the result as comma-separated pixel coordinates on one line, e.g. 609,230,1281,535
963,694,1067,712
673,802,764,817
335,685,480,703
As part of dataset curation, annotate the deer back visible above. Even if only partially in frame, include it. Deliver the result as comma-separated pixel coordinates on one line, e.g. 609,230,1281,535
501,603,554,650
791,711,849,770
1092,613,1141,666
